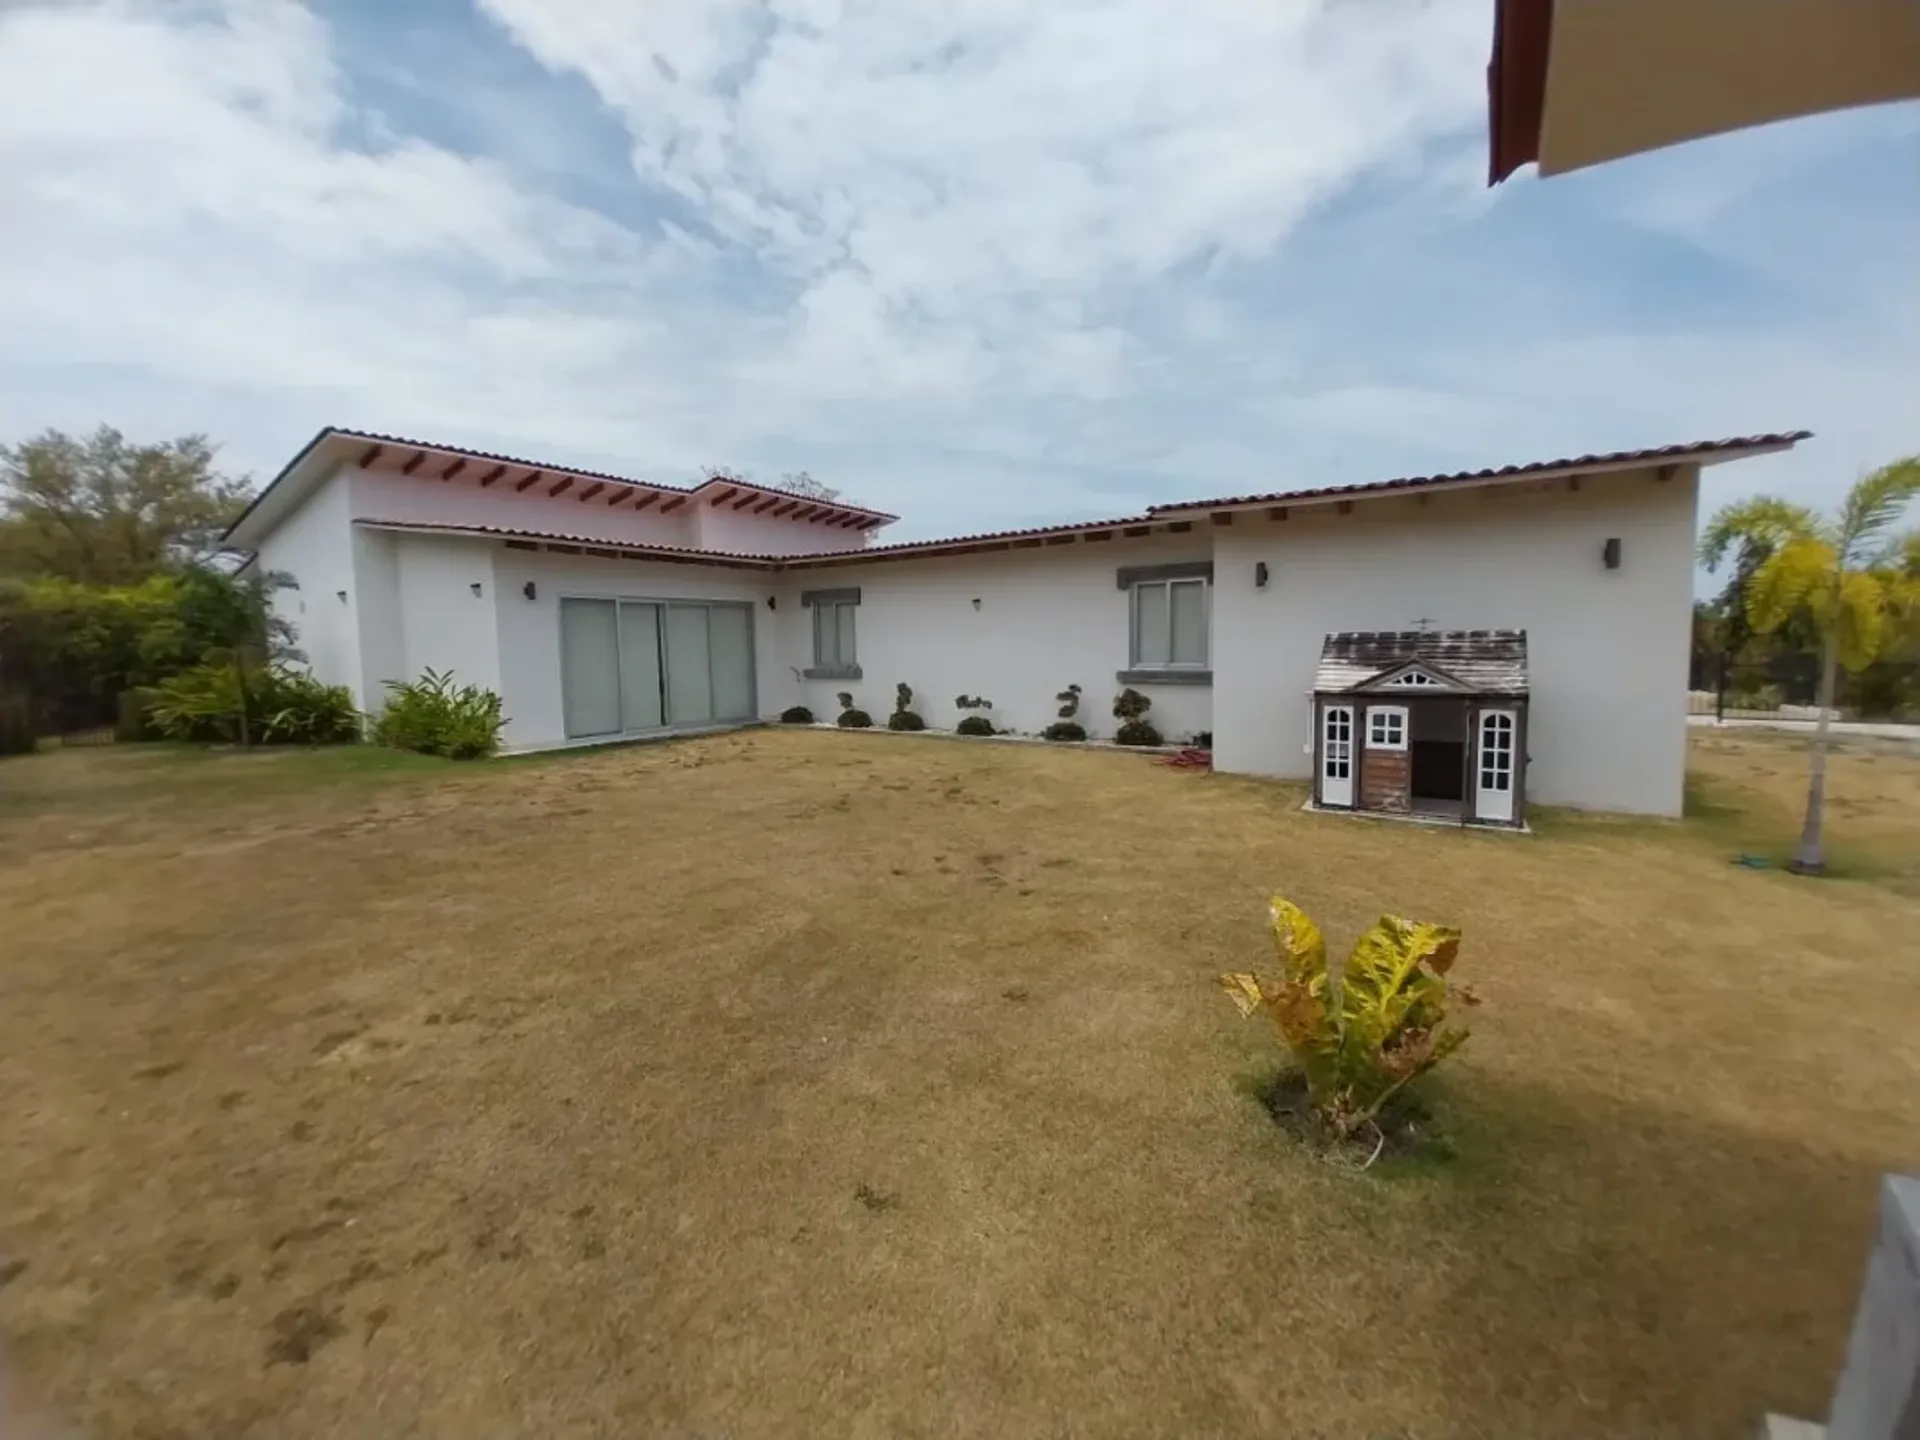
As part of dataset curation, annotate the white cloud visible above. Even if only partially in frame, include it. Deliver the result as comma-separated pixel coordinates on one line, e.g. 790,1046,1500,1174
0,0,1912,556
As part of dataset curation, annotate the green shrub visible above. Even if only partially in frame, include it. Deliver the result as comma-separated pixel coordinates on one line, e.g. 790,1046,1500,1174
1042,721,1087,742
372,668,504,759
1111,687,1160,746
1726,684,1783,712
1220,897,1477,1140
0,689,36,756
149,663,360,745
956,715,995,737
115,687,161,743
837,709,874,728
148,663,239,742
888,682,926,731
779,705,815,724
262,671,362,745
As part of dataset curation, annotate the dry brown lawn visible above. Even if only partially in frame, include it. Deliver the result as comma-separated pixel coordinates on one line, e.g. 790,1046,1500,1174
1,727,1917,1439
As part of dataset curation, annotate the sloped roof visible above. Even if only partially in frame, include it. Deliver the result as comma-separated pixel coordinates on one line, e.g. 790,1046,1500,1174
1315,630,1529,696
1149,431,1810,514
223,426,896,552
352,519,780,569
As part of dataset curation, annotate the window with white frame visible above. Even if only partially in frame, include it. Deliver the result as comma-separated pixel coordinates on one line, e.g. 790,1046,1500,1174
804,588,860,677
1130,576,1209,669
1385,670,1438,688
1366,705,1408,750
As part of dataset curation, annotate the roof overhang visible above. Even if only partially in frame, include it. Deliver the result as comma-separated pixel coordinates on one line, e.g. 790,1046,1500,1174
352,519,780,571
1489,0,1920,183
1150,431,1809,519
223,427,897,553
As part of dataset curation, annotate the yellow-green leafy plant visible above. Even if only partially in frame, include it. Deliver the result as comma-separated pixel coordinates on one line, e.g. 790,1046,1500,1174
1699,457,1919,872
1219,897,1476,1138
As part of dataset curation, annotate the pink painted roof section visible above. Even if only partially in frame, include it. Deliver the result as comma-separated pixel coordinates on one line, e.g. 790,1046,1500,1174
1148,430,1812,513
352,519,779,568
333,427,898,521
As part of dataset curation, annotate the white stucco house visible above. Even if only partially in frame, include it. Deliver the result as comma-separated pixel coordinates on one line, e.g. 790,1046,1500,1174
223,426,1808,820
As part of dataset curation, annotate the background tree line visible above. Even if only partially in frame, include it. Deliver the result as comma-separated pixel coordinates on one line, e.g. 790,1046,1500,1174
0,425,276,744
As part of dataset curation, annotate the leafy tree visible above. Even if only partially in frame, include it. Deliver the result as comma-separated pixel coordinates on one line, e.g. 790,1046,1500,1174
1699,458,1920,872
0,426,254,584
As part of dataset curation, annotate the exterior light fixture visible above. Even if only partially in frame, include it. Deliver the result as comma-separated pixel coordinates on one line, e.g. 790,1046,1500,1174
523,581,537,601
1603,538,1621,570
1255,561,1270,589
471,582,484,597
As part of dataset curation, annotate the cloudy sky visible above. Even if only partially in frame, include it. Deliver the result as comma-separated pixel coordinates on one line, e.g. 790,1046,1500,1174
1,0,1915,566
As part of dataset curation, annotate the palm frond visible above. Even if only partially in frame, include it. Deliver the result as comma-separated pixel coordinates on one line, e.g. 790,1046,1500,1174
1746,537,1833,636
1828,570,1891,672
1697,496,1821,570
1837,457,1920,561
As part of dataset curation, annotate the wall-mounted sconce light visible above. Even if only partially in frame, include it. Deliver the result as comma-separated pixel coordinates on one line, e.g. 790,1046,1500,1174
470,582,484,597
335,590,348,604
1254,561,1270,589
766,595,777,610
971,597,982,610
522,581,537,601
1602,538,1622,570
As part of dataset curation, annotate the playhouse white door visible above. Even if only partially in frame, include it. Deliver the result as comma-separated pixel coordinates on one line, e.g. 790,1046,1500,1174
1474,708,1517,823
1321,704,1355,808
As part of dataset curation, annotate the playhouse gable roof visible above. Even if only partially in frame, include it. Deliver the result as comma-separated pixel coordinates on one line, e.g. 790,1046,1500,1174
1315,630,1529,696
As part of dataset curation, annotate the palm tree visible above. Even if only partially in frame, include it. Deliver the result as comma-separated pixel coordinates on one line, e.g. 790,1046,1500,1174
1699,458,1920,874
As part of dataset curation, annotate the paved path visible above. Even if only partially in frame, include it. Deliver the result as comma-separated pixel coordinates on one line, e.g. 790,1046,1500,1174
1687,716,1920,742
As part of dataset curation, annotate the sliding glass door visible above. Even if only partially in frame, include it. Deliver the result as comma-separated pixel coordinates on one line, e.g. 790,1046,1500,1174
560,596,755,740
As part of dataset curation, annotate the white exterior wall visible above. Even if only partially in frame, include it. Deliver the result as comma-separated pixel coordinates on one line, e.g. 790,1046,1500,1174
352,526,405,711
254,467,361,699
391,535,503,698
693,500,872,557
489,547,786,751
347,466,701,549
1210,465,1699,815
782,533,1216,741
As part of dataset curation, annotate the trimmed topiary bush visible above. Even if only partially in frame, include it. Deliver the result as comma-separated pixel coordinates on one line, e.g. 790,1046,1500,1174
888,682,926,731
779,705,815,724
1112,687,1161,746
1042,721,1087,742
838,709,874,728
956,715,995,737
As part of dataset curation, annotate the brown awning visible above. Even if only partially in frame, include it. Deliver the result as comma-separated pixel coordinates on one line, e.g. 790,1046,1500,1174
1489,0,1920,184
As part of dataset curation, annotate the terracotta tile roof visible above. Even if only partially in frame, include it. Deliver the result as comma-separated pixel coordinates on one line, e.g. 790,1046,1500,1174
1315,630,1530,696
782,513,1156,567
331,427,898,521
1148,431,1812,514
352,519,780,569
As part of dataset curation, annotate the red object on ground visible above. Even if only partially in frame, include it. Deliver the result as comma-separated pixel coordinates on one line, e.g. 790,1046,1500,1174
1156,748,1212,771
